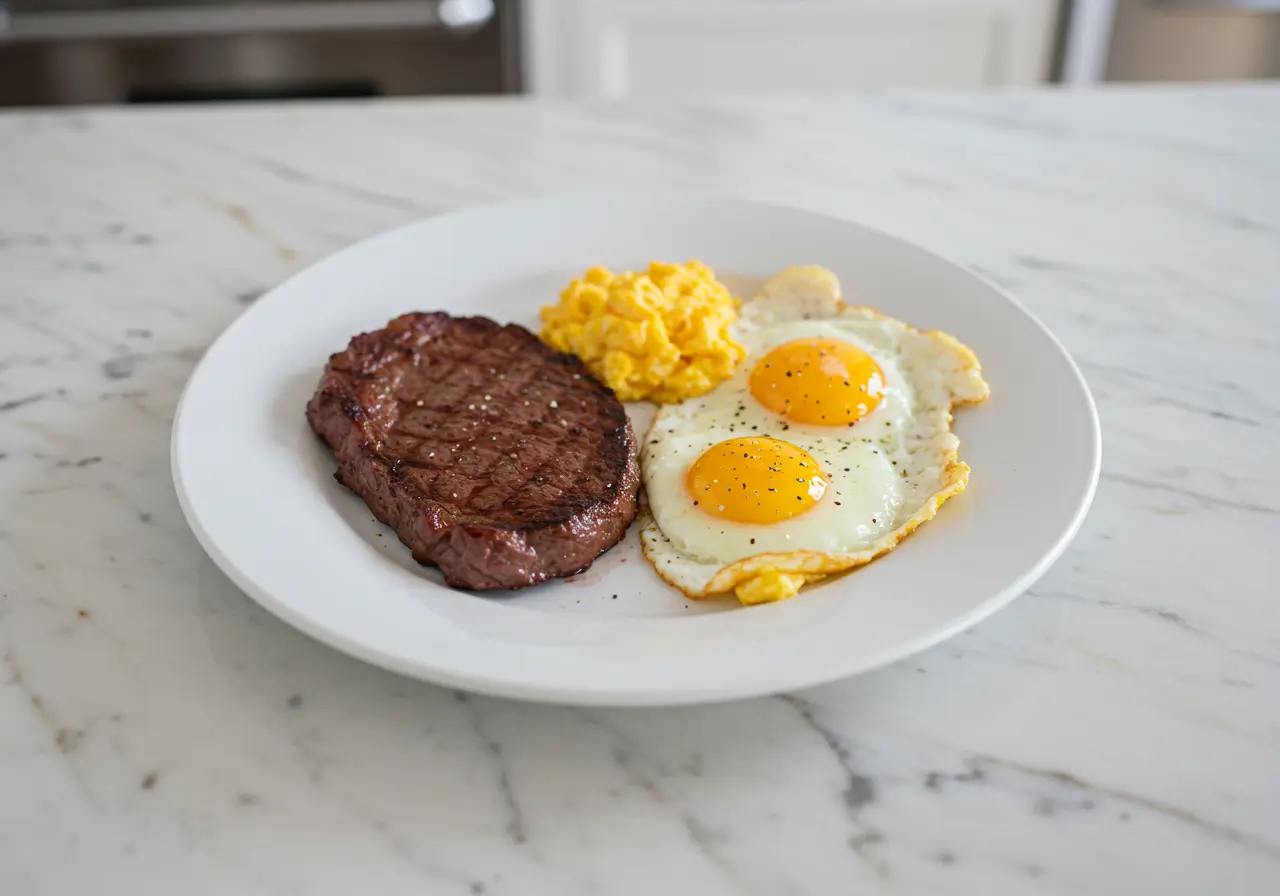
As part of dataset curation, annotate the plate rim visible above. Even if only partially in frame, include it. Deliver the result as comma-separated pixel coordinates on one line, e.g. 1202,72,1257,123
171,191,1102,706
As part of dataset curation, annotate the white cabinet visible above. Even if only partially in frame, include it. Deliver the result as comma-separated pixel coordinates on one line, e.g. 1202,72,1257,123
524,0,1061,98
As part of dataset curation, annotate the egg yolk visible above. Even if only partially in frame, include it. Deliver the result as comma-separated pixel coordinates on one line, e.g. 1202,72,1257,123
749,337,885,426
685,437,827,524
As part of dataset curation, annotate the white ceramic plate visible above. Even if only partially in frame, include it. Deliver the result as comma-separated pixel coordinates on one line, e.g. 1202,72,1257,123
173,194,1099,706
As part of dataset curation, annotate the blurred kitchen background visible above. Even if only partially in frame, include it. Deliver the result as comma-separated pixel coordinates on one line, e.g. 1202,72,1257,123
0,0,1275,107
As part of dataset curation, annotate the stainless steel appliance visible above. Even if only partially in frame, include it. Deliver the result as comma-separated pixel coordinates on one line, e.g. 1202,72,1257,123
0,0,520,106
1107,0,1280,81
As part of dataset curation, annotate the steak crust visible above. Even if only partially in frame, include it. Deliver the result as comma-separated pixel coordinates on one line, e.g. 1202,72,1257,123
306,312,640,590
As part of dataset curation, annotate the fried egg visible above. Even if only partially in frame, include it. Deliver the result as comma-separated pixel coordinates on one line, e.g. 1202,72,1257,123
640,266,989,604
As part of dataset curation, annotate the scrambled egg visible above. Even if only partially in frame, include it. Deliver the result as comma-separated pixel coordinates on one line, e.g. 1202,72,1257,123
540,261,745,403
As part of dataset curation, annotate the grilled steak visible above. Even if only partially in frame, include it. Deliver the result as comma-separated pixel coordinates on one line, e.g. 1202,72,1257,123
306,312,640,590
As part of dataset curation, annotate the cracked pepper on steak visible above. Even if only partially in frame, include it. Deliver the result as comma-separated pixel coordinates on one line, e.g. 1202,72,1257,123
306,312,640,590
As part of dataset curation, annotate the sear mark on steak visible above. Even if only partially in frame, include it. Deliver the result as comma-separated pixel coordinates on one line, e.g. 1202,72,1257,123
306,312,640,590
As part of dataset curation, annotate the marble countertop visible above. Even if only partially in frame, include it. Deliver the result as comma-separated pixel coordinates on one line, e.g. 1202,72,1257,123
2,86,1278,895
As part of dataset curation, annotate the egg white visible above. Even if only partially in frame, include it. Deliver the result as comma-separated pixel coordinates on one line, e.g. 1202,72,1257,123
640,266,988,599
642,324,906,562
